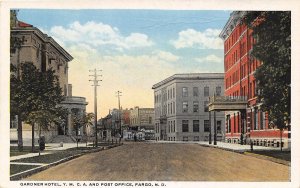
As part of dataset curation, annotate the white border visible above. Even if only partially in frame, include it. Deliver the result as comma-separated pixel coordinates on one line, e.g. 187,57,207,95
1,0,299,188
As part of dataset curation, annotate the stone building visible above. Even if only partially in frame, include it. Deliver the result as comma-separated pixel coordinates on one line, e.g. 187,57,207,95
10,13,87,143
129,107,154,131
152,73,225,142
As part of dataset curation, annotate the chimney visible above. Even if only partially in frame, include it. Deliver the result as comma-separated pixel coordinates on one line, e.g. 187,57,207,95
68,84,72,96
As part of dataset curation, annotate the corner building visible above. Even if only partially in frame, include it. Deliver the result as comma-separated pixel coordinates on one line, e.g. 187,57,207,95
219,11,289,148
10,14,87,143
152,73,225,142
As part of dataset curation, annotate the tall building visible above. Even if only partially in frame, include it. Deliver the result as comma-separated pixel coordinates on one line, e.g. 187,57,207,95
216,11,289,148
10,12,87,143
152,73,225,142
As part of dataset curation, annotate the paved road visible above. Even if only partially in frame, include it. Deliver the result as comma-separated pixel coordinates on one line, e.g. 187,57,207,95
26,142,289,181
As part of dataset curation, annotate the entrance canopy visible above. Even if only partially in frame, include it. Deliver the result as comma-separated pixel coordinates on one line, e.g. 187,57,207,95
208,96,247,112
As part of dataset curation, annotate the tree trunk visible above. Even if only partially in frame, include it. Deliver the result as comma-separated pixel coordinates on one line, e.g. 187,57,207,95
32,123,35,153
280,128,283,152
17,114,23,151
39,123,41,156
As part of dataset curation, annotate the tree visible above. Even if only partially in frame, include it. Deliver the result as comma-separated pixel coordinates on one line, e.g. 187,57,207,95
10,62,65,152
10,10,25,151
243,11,291,151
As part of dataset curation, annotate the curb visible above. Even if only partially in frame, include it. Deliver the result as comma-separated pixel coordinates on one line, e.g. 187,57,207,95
10,143,123,180
244,152,291,166
198,143,246,154
198,143,290,166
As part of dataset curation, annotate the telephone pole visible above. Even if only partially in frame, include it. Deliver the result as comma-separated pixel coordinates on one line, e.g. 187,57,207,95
116,91,122,136
89,69,102,147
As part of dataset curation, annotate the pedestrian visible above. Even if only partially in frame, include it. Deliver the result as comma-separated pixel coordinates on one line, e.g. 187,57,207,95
134,133,137,142
118,133,121,144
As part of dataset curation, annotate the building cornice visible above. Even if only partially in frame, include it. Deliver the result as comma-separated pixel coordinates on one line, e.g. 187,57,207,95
152,73,224,89
11,27,73,62
219,11,247,41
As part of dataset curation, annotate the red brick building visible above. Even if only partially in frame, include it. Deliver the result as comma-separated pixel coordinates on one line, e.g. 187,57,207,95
218,11,289,148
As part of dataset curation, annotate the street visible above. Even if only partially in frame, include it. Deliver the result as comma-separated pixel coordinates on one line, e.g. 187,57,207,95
26,142,289,181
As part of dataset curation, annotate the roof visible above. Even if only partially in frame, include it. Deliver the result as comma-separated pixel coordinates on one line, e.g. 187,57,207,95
219,11,246,41
152,73,224,89
17,21,33,28
12,24,73,62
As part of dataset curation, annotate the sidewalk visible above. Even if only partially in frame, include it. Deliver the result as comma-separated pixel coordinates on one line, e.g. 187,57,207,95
10,141,123,180
155,140,285,152
10,142,93,161
197,141,282,153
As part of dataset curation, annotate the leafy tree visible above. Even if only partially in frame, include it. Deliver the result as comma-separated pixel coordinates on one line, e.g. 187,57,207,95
83,112,95,135
10,62,65,152
10,10,25,151
243,11,291,150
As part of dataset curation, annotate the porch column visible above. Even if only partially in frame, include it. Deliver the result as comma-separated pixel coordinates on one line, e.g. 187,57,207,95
67,108,72,135
209,111,212,144
240,109,246,145
214,110,217,145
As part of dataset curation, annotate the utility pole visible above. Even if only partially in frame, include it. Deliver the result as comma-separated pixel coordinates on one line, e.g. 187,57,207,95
89,69,102,147
116,91,122,137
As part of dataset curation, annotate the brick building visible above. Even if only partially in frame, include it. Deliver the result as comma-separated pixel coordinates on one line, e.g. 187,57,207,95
129,106,154,131
216,11,289,148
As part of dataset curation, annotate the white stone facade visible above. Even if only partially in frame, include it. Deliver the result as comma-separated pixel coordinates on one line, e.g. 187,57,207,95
152,73,225,142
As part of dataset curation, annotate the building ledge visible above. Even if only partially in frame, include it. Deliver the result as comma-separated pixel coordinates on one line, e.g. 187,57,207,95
208,96,248,111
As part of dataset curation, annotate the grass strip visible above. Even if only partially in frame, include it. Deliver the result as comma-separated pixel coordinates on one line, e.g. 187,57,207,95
10,164,41,175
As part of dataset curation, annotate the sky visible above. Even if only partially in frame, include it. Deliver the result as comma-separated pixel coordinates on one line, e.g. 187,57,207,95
17,9,231,118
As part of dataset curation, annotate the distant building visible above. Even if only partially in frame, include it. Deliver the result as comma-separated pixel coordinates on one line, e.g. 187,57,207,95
10,12,87,143
129,106,154,131
121,108,131,127
152,73,225,142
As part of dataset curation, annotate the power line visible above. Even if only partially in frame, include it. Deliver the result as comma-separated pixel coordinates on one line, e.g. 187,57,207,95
89,68,102,147
116,91,122,137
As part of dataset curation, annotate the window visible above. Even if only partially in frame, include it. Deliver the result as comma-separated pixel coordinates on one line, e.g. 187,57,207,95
173,102,175,114
193,87,198,97
182,120,189,132
182,102,188,113
194,136,199,141
173,88,175,98
183,136,188,141
193,101,199,112
216,86,221,96
193,120,199,132
182,87,188,97
204,86,209,97
204,120,210,132
217,120,222,133
173,120,176,132
149,117,152,124
168,90,169,100
204,101,209,112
